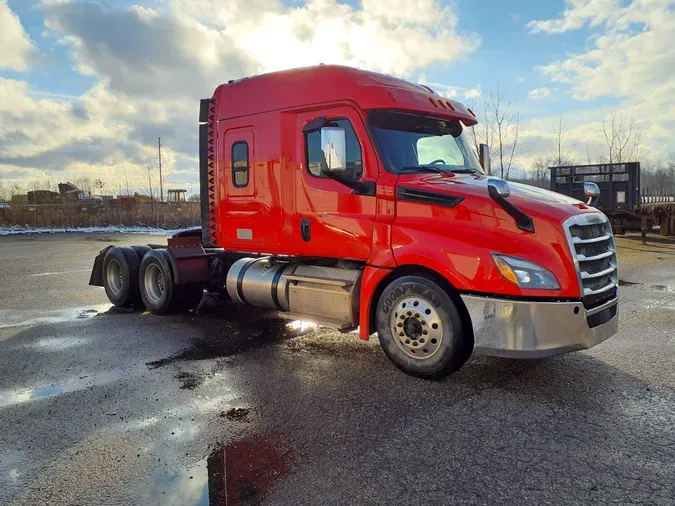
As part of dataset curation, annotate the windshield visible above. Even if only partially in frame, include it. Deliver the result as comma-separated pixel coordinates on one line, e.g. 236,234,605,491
368,111,483,175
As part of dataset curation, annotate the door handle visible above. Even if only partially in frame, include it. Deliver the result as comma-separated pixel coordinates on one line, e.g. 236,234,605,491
300,218,311,242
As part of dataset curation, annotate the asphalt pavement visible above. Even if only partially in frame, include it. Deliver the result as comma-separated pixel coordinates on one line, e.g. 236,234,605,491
0,231,674,505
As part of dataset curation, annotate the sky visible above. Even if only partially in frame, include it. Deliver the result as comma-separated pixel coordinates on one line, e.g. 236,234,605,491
1,0,674,195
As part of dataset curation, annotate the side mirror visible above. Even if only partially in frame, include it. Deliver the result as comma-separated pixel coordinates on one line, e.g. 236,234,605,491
584,182,600,207
479,143,491,174
320,127,347,176
487,178,510,199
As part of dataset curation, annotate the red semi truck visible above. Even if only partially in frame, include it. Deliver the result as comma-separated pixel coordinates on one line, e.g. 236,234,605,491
90,65,619,378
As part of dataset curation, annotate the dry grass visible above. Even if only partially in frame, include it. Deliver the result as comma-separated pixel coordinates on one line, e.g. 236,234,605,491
0,203,200,229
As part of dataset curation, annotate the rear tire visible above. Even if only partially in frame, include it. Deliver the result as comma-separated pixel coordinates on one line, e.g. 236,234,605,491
102,246,142,307
376,275,472,379
131,245,152,262
139,250,183,315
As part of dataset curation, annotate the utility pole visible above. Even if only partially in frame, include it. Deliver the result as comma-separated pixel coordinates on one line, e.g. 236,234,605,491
158,137,163,202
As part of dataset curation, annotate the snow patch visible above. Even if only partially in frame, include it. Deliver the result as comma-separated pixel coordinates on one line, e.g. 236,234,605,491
0,226,190,236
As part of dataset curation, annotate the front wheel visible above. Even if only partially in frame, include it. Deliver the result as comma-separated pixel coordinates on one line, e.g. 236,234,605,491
376,275,472,379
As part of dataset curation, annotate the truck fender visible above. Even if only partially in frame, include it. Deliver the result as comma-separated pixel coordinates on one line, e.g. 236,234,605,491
358,266,392,340
358,263,468,341
89,245,113,287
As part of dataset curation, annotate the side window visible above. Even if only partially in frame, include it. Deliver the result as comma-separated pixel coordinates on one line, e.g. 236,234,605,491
305,119,363,179
232,141,249,188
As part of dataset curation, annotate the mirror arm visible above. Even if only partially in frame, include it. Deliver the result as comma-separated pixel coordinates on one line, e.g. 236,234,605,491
487,186,535,233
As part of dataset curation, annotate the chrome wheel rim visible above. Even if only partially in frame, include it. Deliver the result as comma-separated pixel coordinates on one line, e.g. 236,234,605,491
389,297,443,359
106,259,124,295
144,263,165,303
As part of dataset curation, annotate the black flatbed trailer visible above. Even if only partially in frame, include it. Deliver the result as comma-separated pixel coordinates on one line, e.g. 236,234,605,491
550,162,675,241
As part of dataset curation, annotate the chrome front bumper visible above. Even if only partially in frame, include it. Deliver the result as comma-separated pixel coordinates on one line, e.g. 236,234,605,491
460,295,619,358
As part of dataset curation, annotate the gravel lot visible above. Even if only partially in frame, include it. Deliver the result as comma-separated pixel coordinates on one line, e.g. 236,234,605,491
0,232,674,505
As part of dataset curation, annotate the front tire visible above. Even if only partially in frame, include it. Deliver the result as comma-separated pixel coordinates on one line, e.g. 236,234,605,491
376,275,472,379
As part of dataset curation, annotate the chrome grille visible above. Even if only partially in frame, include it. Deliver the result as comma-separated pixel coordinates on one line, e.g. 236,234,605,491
564,214,618,309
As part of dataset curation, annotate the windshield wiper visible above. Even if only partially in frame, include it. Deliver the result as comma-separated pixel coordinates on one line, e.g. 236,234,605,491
448,168,481,174
400,166,448,174
400,166,481,175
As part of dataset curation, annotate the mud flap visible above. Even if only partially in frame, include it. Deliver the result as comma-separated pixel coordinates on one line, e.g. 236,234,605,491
89,245,113,286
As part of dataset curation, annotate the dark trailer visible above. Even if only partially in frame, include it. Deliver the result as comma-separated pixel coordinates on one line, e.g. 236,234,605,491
550,162,675,239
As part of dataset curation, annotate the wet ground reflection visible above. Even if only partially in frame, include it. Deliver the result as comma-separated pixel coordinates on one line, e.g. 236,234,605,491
0,304,113,329
157,436,290,506
147,294,317,370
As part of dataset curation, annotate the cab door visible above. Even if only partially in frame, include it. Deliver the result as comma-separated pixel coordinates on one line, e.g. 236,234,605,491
219,126,267,245
294,106,378,260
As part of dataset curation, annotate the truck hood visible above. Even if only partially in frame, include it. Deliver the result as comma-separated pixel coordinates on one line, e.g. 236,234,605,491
398,173,591,222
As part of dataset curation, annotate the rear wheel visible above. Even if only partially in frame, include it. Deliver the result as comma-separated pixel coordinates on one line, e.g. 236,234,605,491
139,250,204,314
139,250,183,315
102,246,142,307
376,275,472,379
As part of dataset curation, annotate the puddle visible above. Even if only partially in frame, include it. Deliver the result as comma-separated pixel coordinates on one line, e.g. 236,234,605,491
153,436,290,506
23,336,89,351
7,383,64,404
0,304,113,329
147,296,317,370
0,365,147,408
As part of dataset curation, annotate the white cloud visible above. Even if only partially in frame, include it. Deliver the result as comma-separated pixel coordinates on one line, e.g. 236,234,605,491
528,87,552,100
42,3,255,99
529,0,675,161
418,75,482,100
0,0,35,71
1,0,480,192
527,0,618,34
42,0,479,99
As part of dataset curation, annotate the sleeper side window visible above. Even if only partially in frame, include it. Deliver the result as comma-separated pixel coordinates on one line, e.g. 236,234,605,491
232,141,249,188
305,119,363,180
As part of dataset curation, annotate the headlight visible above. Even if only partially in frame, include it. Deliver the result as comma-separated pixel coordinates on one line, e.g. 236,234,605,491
491,254,560,290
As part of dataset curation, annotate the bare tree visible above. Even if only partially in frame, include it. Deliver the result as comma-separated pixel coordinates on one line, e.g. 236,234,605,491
8,182,25,197
600,111,641,163
529,157,549,188
471,82,522,179
141,152,157,201
641,155,675,196
549,110,572,166
72,176,93,194
585,142,594,164
468,101,497,173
